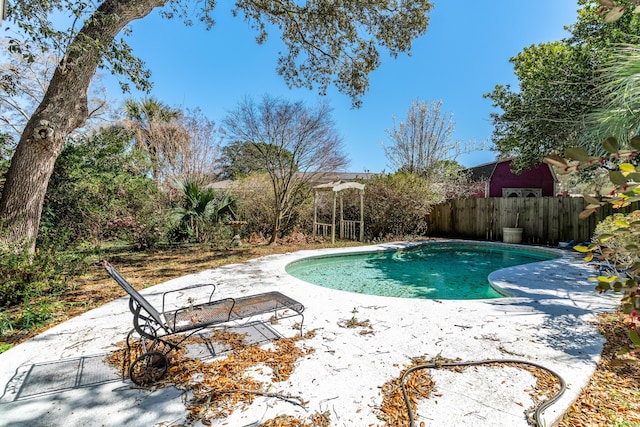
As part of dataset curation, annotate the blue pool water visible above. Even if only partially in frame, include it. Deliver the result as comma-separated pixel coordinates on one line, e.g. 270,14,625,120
285,242,559,300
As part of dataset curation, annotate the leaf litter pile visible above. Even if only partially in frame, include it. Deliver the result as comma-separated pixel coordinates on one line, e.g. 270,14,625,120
106,329,332,426
558,312,640,426
104,313,639,427
376,357,435,427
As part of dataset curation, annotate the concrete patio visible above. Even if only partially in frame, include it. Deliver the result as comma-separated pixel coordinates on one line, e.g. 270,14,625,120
0,241,620,426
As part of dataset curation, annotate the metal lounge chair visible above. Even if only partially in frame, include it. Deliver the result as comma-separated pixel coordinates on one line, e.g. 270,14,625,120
103,261,305,385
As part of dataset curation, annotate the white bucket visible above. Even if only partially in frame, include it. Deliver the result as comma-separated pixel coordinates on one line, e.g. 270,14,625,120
503,227,523,244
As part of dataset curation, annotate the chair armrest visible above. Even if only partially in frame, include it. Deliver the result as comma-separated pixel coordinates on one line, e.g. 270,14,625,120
162,283,216,313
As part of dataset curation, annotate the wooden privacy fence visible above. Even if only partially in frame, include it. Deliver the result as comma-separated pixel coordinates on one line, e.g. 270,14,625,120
427,197,639,245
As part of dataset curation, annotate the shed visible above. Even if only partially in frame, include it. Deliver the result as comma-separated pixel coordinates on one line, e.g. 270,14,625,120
466,159,557,198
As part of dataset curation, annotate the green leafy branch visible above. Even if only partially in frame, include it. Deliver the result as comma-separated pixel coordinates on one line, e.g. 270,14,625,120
596,0,640,23
544,136,640,353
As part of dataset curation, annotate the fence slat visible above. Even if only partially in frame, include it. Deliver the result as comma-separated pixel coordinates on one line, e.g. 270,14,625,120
427,197,638,244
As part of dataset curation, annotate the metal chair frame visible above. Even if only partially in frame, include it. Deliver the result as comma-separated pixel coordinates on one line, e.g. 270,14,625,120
103,261,305,385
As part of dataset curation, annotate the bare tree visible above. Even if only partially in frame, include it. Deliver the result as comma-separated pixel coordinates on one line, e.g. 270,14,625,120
223,95,348,243
428,159,473,202
383,99,463,179
123,97,188,187
166,107,221,187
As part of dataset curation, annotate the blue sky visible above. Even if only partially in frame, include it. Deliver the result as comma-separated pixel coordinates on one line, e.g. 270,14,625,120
100,1,580,173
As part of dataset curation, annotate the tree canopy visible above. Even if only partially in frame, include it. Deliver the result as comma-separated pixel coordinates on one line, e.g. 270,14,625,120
218,141,295,180
484,0,640,171
0,0,433,251
484,41,597,171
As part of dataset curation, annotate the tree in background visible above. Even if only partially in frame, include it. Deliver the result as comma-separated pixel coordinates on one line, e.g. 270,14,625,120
429,159,473,201
0,42,109,138
570,1,640,49
161,107,221,197
485,0,640,171
218,141,295,180
0,0,432,252
383,99,470,181
42,126,164,249
123,98,188,187
484,42,597,171
0,133,13,189
0,45,59,137
224,95,348,244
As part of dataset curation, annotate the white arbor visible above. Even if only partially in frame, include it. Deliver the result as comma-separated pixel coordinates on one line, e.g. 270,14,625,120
313,181,365,244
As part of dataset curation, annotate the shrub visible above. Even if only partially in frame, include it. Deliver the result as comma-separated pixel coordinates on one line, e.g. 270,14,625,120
362,172,437,240
0,234,86,307
168,179,237,244
41,127,167,249
232,174,274,237
594,211,640,267
109,215,164,251
232,173,313,239
549,138,640,352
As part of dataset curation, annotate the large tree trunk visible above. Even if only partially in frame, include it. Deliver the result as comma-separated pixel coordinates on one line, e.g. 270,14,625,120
0,0,166,252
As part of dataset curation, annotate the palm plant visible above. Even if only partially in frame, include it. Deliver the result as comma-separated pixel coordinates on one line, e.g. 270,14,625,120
583,44,640,150
123,98,188,186
170,179,236,242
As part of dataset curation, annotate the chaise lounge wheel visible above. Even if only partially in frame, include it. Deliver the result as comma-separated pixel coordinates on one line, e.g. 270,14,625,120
129,351,168,386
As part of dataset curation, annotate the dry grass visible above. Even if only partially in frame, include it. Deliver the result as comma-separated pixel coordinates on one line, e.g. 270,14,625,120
1,241,638,426
0,240,361,346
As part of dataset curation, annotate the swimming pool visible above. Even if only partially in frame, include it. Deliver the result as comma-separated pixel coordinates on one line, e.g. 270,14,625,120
285,242,560,300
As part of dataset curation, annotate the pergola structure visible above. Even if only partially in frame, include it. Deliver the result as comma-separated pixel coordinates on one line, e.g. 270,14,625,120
312,181,365,244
